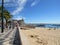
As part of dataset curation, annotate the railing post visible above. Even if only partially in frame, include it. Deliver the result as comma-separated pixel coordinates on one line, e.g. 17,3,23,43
1,0,4,33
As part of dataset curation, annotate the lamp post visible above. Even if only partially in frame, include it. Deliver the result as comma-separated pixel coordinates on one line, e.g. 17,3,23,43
1,0,4,33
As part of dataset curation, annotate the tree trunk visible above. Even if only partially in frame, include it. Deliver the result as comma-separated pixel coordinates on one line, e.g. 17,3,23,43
6,19,8,28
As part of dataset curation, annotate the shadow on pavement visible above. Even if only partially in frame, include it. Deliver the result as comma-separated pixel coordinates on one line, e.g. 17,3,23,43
0,38,4,45
13,28,22,45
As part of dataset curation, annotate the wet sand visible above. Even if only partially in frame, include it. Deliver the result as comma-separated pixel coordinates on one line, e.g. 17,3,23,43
20,27,60,45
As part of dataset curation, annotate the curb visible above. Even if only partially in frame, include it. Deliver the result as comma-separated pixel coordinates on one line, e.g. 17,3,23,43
18,27,31,45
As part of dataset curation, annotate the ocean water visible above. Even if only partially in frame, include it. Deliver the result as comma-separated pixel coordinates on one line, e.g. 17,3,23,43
36,24,60,28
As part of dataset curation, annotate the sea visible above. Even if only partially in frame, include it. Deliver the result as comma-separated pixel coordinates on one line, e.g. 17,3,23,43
35,24,60,28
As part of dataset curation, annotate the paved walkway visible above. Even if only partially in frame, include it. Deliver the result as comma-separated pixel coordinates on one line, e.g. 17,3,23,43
0,28,16,45
0,26,30,45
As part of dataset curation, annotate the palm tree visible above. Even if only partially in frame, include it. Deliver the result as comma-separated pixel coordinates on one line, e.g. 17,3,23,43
4,10,12,28
0,6,12,28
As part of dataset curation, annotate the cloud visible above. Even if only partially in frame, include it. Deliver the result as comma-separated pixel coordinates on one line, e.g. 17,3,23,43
31,1,36,7
12,7,24,15
0,0,27,15
0,0,18,7
0,0,40,15
31,0,40,7
4,0,11,2
12,0,27,15
0,0,10,3
10,0,40,15
4,0,17,3
13,18,23,20
13,15,26,20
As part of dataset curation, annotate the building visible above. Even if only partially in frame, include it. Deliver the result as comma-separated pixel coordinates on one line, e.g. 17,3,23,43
18,19,25,26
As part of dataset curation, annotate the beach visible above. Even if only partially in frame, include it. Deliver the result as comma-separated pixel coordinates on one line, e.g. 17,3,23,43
20,27,60,45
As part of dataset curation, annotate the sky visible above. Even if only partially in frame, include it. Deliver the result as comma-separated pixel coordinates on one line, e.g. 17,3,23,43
0,0,60,24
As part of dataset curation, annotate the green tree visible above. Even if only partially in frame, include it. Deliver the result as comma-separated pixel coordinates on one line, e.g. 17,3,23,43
0,6,12,28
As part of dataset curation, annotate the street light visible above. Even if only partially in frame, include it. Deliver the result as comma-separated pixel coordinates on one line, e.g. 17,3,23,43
1,0,4,33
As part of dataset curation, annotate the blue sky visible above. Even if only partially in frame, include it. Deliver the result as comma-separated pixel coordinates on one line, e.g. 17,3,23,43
0,0,60,24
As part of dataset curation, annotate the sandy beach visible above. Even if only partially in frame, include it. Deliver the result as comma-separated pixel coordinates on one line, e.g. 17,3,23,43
20,27,60,45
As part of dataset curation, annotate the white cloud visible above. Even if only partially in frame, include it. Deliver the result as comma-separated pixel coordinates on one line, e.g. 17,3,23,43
31,1,36,7
0,0,10,3
0,0,27,15
12,0,27,15
0,0,18,7
17,0,27,6
12,0,40,15
0,0,40,15
13,15,26,20
12,7,24,15
14,18,23,20
4,0,10,2
4,0,17,3
31,0,40,7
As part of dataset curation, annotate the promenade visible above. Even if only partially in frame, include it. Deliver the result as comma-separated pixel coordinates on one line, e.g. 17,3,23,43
0,26,33,45
0,27,22,45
